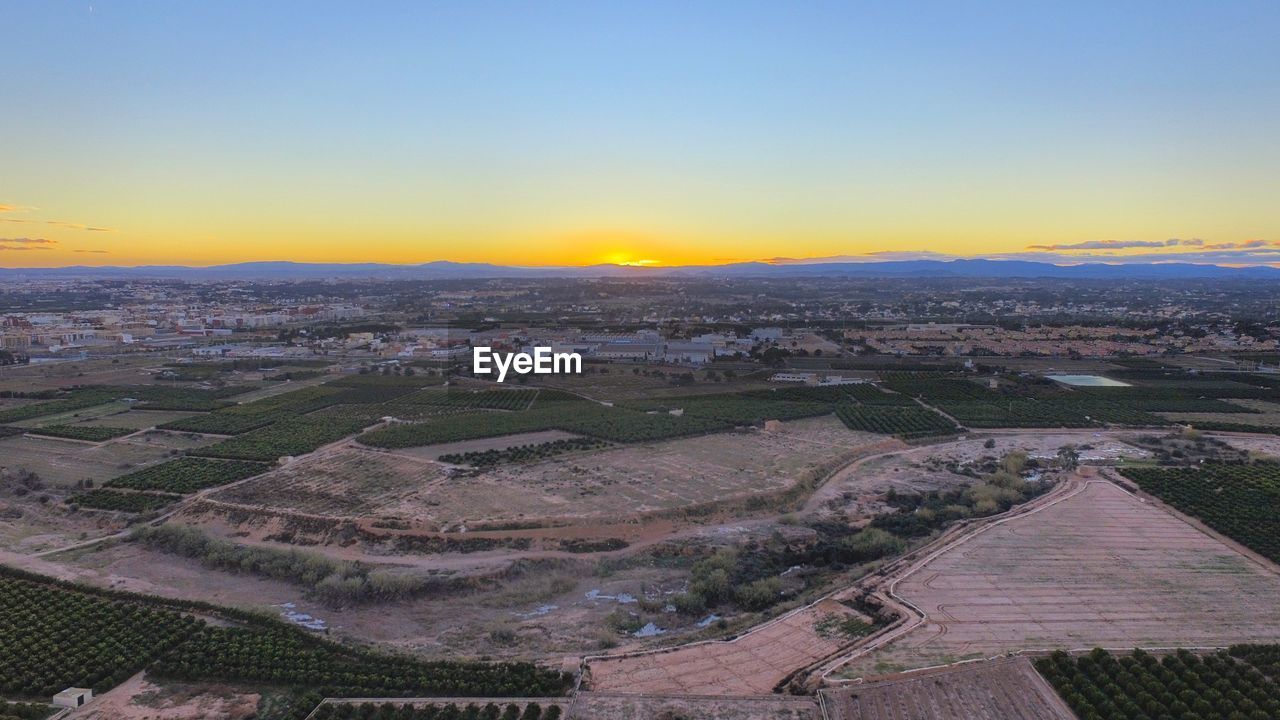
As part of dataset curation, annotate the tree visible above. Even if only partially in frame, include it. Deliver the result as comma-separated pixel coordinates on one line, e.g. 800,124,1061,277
1057,445,1080,471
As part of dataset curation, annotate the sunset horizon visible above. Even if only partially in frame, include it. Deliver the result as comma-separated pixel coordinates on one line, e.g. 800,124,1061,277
5,1,1278,269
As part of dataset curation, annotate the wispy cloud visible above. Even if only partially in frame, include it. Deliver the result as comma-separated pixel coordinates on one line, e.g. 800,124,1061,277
0,203,117,232
44,220,116,232
765,240,1280,267
72,249,110,254
0,237,57,245
1027,238,1204,251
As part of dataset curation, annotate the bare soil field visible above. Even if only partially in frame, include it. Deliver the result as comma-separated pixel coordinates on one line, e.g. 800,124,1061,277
0,355,160,392
390,417,876,526
587,598,871,695
0,433,182,487
395,429,585,460
835,480,1280,678
821,656,1074,720
571,692,818,720
210,445,443,517
207,417,878,530
64,673,259,720
10,400,135,427
1205,431,1280,456
119,429,223,451
224,374,332,402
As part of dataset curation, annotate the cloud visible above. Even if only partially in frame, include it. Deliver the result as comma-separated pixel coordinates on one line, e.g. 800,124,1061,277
0,237,56,245
0,245,54,251
763,239,1280,267
45,220,116,232
1027,238,1204,251
1202,239,1273,250
72,249,110,254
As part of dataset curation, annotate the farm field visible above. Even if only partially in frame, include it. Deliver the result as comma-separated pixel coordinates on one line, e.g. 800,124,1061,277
1121,462,1280,563
0,356,164,393
1161,398,1280,431
528,369,773,402
9,400,134,428
117,429,222,452
60,674,260,720
571,692,818,720
394,430,584,460
200,417,877,530
1203,432,1280,457
75,409,205,429
38,537,696,662
587,598,871,695
821,656,1075,720
0,434,182,488
835,480,1280,679
106,457,270,494
209,446,443,517
218,373,333,403
395,417,875,527
1036,647,1280,720
0,566,572,702
833,404,957,440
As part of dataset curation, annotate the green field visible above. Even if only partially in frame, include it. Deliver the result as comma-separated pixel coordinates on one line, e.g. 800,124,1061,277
1120,462,1280,563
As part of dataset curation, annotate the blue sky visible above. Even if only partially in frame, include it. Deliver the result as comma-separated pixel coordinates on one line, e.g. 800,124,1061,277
3,1,1279,266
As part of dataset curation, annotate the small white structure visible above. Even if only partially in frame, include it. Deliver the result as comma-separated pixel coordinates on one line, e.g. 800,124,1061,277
770,372,817,384
54,688,93,709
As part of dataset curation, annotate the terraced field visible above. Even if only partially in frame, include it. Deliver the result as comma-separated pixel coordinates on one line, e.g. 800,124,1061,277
835,479,1280,679
822,657,1074,720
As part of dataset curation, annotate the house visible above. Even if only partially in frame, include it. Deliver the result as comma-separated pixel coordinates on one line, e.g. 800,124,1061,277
770,372,817,384
54,688,93,709
817,374,866,386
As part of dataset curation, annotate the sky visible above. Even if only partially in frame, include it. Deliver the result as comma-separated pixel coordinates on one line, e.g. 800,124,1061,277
2,1,1279,268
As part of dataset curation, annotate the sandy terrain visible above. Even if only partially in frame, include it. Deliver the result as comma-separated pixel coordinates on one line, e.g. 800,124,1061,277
65,674,259,720
587,598,870,695
820,656,1074,720
572,692,818,719
835,479,1280,678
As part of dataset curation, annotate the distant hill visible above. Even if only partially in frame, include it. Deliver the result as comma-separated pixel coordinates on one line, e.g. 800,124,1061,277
2,258,1278,280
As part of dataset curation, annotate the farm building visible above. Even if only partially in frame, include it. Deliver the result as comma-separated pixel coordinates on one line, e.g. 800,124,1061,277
53,687,93,708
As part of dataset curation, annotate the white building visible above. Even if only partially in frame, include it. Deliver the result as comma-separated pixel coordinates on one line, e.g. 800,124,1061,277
54,688,93,709
770,372,817,384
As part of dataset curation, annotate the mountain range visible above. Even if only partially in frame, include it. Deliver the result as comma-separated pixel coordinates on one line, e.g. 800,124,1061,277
2,259,1278,281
